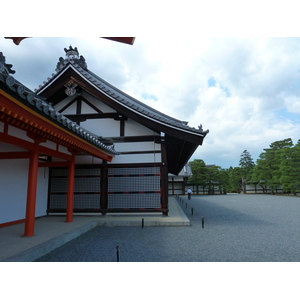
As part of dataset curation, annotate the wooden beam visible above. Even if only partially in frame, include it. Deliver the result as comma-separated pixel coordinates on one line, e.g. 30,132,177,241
66,155,75,223
38,161,69,168
160,136,168,215
0,132,72,161
0,132,34,151
99,135,161,144
65,112,119,122
119,150,161,155
0,151,30,159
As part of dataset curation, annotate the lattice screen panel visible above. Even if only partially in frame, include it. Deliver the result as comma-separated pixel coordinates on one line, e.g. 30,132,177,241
108,193,161,208
108,166,161,209
49,168,101,211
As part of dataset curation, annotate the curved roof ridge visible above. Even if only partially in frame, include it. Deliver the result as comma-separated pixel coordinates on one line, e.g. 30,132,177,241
74,63,209,136
35,48,209,136
86,68,188,123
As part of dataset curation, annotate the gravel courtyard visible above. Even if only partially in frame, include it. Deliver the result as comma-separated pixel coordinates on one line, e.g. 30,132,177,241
35,194,300,262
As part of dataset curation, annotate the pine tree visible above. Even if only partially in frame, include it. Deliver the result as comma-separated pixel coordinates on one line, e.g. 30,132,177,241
239,150,255,193
239,150,255,176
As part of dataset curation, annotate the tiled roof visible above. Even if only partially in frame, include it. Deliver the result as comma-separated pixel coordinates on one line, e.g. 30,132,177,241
0,52,118,156
35,47,209,137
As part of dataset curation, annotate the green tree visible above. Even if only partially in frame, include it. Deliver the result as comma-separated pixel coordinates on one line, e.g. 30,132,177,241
251,138,294,193
227,166,243,192
239,150,255,175
189,159,207,185
218,168,230,194
239,150,255,193
279,141,300,194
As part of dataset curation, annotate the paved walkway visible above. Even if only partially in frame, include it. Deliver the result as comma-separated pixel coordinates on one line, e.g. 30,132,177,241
0,197,189,262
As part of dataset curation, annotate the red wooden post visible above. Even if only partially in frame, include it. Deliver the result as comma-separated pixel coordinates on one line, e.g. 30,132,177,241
101,160,108,214
160,134,169,216
24,145,39,237
66,154,75,223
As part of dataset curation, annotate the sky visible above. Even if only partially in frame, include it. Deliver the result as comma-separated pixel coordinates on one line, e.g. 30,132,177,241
2,1,300,170
2,36,300,169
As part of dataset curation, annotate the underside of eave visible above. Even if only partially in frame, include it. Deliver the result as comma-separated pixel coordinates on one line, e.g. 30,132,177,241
0,88,114,162
36,67,74,101
166,137,200,175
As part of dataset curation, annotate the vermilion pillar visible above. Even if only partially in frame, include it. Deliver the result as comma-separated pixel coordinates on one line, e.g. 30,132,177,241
66,154,75,223
24,145,39,237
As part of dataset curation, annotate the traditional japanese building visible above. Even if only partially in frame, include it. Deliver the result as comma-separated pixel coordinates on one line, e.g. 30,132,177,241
168,164,193,195
0,46,208,236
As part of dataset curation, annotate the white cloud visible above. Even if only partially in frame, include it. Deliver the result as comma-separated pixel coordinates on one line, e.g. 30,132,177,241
2,37,300,169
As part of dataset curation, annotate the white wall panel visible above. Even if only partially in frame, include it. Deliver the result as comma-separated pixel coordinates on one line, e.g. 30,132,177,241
0,159,28,224
82,92,116,113
83,119,119,136
110,153,161,164
125,119,155,136
0,158,49,224
8,126,32,142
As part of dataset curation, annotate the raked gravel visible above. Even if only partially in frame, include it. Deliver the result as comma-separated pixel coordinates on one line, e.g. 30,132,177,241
35,194,300,262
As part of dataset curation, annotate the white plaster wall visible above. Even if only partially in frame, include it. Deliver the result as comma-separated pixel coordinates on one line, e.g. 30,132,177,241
0,158,49,225
41,140,57,151
83,93,115,113
75,155,103,165
8,126,32,142
115,141,160,152
57,145,70,154
83,118,119,136
125,119,155,136
0,142,24,152
111,153,162,164
53,95,77,113
0,159,28,224
36,167,49,217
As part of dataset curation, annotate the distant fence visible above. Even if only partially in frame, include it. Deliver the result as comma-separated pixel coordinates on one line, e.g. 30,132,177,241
177,184,286,195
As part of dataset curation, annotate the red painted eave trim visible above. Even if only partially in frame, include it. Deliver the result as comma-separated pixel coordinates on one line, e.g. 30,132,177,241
4,37,30,45
102,37,135,45
5,37,135,45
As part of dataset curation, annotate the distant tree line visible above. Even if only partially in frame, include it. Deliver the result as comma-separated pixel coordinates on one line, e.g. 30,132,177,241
188,138,300,195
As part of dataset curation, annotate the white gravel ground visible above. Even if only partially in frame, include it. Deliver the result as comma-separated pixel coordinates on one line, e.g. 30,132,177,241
35,194,300,262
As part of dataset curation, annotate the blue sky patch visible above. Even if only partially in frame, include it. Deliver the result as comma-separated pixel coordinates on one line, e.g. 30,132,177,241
142,93,158,101
275,108,300,123
221,86,231,97
207,77,216,87
208,77,231,97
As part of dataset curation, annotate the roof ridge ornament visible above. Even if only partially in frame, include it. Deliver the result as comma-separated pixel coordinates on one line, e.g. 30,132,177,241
0,52,16,75
56,46,88,72
64,45,79,59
